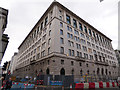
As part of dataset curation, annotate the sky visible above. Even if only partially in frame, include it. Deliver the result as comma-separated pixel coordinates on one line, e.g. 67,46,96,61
0,0,119,65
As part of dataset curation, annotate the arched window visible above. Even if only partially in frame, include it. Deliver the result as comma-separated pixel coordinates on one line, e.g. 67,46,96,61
80,69,83,76
46,68,50,75
87,70,89,75
101,68,104,75
97,68,99,75
106,69,108,75
71,69,74,75
60,68,65,75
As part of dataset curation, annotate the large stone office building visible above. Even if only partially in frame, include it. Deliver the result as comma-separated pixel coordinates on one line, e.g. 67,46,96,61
14,1,118,80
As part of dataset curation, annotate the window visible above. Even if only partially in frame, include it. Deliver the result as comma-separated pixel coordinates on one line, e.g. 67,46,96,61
60,29,63,35
48,60,50,65
88,29,92,36
61,60,64,64
86,63,88,67
71,61,74,66
71,50,75,56
70,34,73,39
80,33,85,38
66,14,71,24
42,34,46,41
92,31,96,38
84,26,87,33
71,69,74,75
80,69,83,76
67,33,70,38
88,48,92,53
76,43,81,49
41,22,43,30
60,47,64,54
60,37,64,44
73,19,77,28
45,16,48,26
79,62,82,66
79,23,83,31
82,46,87,52
68,40,74,47
48,47,50,54
90,55,93,60
81,39,86,44
49,30,51,36
41,50,45,57
60,22,63,27
84,53,88,59
87,41,91,46
59,16,62,20
77,51,82,57
74,29,79,35
48,38,51,45
87,70,89,75
36,53,40,59
68,49,71,56
70,27,72,32
96,33,99,41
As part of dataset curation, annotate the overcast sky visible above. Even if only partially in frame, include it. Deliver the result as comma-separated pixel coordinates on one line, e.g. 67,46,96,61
0,0,119,65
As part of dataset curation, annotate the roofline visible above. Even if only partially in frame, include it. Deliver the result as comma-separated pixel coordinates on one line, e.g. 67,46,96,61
18,1,56,49
18,1,112,49
54,1,112,41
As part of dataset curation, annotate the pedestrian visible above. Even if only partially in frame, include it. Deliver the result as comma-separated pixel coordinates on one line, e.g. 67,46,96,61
5,78,12,90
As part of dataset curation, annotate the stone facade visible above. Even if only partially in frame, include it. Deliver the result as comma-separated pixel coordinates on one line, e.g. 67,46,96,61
14,1,118,80
0,7,9,64
115,50,120,77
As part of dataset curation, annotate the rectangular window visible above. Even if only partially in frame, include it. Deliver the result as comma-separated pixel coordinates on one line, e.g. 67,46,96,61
66,14,71,24
60,29,63,35
84,26,87,33
68,49,71,56
67,33,70,38
79,23,83,31
70,34,73,39
88,29,92,36
71,50,75,56
49,30,51,36
90,55,93,60
60,47,64,54
96,33,99,41
48,38,51,45
73,19,77,28
74,29,79,35
41,22,43,30
48,47,50,54
60,37,64,44
60,22,63,27
45,16,48,26
92,31,96,38
61,60,64,64
71,61,74,66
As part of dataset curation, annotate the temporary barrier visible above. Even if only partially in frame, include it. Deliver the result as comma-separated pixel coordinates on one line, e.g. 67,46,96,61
99,81,103,88
12,82,34,88
50,81,63,85
75,82,118,89
89,82,95,89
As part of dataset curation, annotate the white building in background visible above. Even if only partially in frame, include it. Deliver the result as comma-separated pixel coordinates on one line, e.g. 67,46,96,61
9,52,18,74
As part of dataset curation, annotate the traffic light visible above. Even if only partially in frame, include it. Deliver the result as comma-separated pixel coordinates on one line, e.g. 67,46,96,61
2,61,8,70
